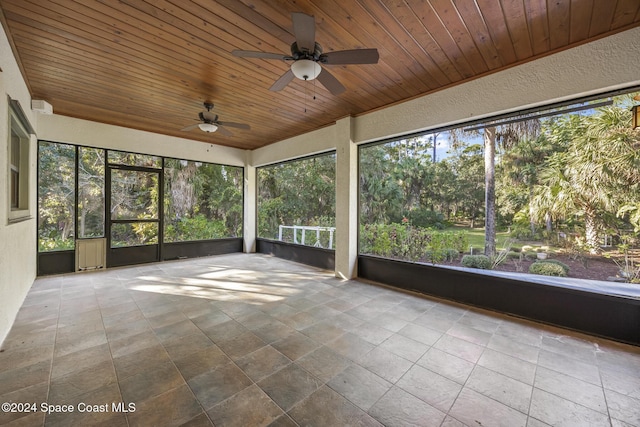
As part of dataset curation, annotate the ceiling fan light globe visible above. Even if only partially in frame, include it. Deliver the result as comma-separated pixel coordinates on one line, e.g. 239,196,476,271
198,123,218,133
291,59,321,81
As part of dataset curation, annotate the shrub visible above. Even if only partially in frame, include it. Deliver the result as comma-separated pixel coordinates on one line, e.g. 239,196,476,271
444,248,460,262
536,259,570,274
461,254,491,269
529,262,567,277
360,223,468,263
506,251,521,260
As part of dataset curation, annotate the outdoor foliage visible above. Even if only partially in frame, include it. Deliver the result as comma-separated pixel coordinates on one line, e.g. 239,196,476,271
461,255,492,269
358,94,640,281
257,154,336,247
38,145,243,251
38,142,76,251
360,223,468,263
164,160,243,242
77,147,105,239
529,262,568,277
534,259,570,275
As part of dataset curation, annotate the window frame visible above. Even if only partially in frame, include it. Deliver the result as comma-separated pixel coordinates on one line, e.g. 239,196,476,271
7,98,35,223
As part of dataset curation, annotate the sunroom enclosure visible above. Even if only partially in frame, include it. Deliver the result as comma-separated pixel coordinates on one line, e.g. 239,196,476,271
2,26,639,348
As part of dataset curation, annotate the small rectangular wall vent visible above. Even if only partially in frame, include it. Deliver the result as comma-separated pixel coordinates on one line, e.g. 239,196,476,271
75,238,106,271
31,99,53,114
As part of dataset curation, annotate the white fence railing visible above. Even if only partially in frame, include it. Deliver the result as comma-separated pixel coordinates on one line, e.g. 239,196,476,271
278,225,336,249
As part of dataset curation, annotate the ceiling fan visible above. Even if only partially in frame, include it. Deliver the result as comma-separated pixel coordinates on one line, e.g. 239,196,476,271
232,12,379,95
180,102,250,136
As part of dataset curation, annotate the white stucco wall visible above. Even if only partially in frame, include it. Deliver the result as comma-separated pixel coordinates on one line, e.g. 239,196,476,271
0,24,38,345
250,124,338,167
37,114,246,167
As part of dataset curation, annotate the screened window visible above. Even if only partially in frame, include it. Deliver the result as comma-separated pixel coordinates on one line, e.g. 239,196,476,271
257,153,336,249
164,159,243,242
359,91,640,286
38,142,76,251
77,147,105,238
108,150,161,168
38,141,243,252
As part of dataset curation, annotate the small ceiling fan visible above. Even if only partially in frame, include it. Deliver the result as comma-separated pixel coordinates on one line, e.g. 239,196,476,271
180,102,250,136
232,12,379,95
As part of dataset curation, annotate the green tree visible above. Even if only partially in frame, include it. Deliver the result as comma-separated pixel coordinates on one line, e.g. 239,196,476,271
77,147,105,238
38,142,76,251
258,154,336,243
532,105,640,252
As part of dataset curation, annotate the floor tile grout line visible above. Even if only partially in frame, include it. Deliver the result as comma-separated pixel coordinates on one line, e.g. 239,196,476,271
97,278,132,427
42,276,64,427
597,357,615,425
524,333,542,424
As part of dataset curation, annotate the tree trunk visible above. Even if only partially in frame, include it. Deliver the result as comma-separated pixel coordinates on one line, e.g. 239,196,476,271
79,208,86,238
432,133,438,163
484,127,496,257
169,162,197,218
528,187,536,236
584,207,600,254
545,212,552,233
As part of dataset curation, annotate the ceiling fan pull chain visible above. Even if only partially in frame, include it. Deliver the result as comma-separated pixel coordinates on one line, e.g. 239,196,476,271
313,77,317,101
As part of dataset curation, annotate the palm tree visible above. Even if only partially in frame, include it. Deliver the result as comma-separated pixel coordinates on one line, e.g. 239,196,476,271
532,105,640,253
453,119,540,256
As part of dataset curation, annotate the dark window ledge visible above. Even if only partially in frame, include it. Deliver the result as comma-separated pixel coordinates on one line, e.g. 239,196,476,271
428,263,640,300
358,254,640,346
256,238,335,271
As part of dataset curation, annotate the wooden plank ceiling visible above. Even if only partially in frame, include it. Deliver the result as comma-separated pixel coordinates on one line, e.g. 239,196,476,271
0,1,638,150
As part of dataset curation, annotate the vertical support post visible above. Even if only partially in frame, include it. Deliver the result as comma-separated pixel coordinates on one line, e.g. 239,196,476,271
243,153,256,253
278,225,283,241
329,229,334,250
335,116,358,279
301,228,306,245
293,226,298,244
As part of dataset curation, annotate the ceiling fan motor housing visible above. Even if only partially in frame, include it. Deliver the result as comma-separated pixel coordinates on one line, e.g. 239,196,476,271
290,42,323,60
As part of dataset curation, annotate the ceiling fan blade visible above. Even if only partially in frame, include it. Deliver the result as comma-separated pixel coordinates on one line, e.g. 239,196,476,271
232,49,286,60
217,121,251,130
180,124,200,132
291,12,316,53
316,68,345,95
216,126,233,137
322,48,379,65
269,69,295,91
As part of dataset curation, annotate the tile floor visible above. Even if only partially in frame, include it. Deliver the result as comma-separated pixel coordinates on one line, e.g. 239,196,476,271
0,253,639,427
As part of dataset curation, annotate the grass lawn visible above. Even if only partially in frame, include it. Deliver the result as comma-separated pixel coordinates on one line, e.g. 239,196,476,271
444,225,559,253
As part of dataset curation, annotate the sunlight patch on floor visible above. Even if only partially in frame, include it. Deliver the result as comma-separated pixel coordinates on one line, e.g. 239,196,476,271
130,274,295,303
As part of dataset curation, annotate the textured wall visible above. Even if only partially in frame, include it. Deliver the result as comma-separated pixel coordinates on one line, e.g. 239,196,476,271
37,114,246,167
353,26,640,144
0,24,38,345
